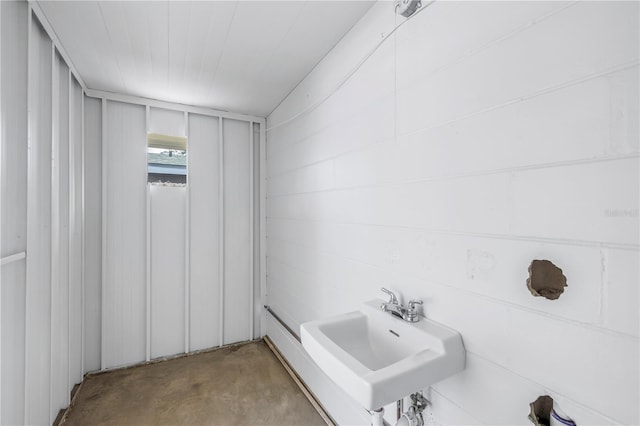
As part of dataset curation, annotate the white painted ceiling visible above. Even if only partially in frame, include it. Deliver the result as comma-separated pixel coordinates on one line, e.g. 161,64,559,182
38,1,374,117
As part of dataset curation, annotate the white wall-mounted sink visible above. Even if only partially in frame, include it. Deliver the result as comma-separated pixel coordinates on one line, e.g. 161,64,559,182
300,299,465,410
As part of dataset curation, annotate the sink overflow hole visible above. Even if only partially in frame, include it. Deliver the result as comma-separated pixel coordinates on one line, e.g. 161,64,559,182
389,329,400,337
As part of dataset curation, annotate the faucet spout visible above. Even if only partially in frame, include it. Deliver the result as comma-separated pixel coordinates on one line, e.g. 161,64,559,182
381,288,399,305
380,288,405,318
379,287,423,322
389,307,406,319
380,302,405,317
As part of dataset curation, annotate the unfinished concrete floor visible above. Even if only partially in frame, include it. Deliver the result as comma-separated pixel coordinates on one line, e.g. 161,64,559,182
63,340,327,426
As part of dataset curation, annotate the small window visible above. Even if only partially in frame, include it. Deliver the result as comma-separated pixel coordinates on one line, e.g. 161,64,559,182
147,133,187,184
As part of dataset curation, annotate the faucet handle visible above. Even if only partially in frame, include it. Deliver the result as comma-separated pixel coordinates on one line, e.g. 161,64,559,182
405,300,423,322
408,300,423,309
381,287,399,305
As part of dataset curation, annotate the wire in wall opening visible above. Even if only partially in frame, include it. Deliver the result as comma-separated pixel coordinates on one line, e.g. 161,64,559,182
528,395,576,426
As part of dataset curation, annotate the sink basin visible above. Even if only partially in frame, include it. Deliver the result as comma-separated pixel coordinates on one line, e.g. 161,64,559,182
300,299,465,410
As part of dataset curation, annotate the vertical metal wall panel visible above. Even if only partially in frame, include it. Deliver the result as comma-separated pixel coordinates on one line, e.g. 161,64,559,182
82,96,101,373
1,0,27,259
0,262,26,423
1,3,3,419
150,185,186,358
253,123,261,339
149,107,185,137
145,106,150,362
218,117,224,347
249,122,254,340
51,51,70,415
222,118,251,345
69,77,83,384
104,100,147,368
259,122,266,338
0,2,28,422
100,98,106,370
80,91,86,375
184,111,190,354
24,16,53,425
49,47,59,422
49,45,59,423
187,114,221,351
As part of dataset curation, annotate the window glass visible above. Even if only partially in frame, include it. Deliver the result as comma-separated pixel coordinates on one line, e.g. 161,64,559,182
147,133,187,184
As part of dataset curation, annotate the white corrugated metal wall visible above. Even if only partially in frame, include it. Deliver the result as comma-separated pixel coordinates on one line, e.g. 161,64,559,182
98,100,261,369
0,2,266,423
0,4,87,424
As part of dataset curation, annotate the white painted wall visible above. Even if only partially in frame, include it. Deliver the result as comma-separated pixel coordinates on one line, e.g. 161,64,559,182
223,118,253,345
1,3,89,424
103,100,148,368
150,185,186,358
1,4,265,418
69,77,84,387
188,113,222,350
51,49,71,419
24,15,54,424
1,2,28,424
83,96,102,373
266,1,639,425
98,102,261,369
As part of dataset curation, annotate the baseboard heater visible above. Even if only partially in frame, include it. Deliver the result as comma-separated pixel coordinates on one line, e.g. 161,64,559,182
263,305,301,343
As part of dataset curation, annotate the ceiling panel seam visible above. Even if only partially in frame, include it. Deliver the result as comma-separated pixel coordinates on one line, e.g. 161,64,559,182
96,1,128,93
247,1,308,98
193,4,221,89
206,0,240,97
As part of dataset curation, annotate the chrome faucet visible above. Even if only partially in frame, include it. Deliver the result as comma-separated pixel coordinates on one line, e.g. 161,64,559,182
380,288,405,319
380,288,423,322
